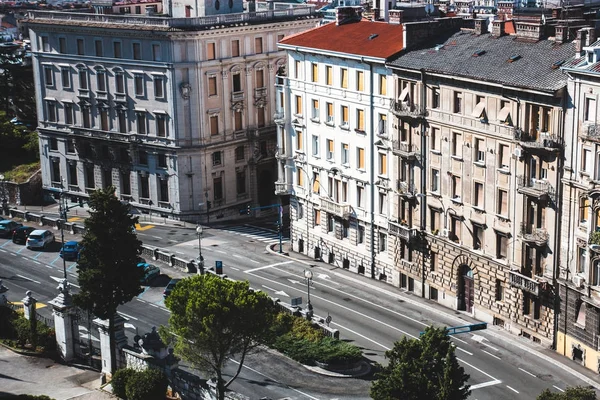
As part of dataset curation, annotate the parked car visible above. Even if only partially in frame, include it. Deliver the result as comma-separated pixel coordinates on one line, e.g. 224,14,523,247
12,226,35,244
163,279,181,299
60,241,81,261
0,220,23,238
137,262,160,284
26,229,55,250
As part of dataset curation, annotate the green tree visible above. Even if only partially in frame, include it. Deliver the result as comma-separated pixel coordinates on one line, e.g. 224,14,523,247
370,326,470,400
74,186,143,373
160,274,278,400
537,386,597,400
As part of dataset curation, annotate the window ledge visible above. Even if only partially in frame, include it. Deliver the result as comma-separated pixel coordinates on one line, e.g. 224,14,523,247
325,121,335,127
496,214,510,222
450,197,463,205
355,129,366,135
472,206,486,214
574,322,586,330
341,163,350,168
497,167,510,175
310,118,320,124
429,191,442,198
474,161,486,168
450,155,463,162
340,124,350,131
431,150,442,155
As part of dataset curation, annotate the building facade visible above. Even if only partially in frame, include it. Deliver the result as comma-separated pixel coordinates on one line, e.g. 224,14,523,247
26,0,318,221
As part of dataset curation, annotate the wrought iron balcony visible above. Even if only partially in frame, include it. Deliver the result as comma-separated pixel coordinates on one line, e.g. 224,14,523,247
320,196,351,219
516,175,554,200
392,141,419,159
519,223,549,247
509,270,540,296
389,100,427,119
275,181,292,195
231,91,245,102
513,128,563,150
396,180,417,198
388,220,417,242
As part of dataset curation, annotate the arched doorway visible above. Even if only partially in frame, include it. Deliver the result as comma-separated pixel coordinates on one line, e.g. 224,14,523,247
457,265,474,313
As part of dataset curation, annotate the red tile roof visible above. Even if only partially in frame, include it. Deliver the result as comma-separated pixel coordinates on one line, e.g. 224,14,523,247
279,20,404,59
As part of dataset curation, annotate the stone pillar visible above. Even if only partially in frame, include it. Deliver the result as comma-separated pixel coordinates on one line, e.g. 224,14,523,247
22,290,36,321
94,314,128,376
48,279,76,362
0,279,8,306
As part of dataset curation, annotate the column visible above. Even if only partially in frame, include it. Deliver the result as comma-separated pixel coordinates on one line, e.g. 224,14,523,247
48,279,76,362
94,313,128,376
0,279,8,306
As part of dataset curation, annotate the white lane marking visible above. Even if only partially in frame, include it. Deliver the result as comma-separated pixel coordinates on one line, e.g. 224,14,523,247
470,380,502,390
331,321,390,350
70,282,80,288
483,343,500,352
216,250,227,254
262,285,277,291
17,274,40,284
506,385,519,394
150,304,159,308
117,311,138,321
553,385,565,392
518,367,536,378
245,260,293,273
249,259,260,264
0,249,5,252
10,253,16,256
230,267,240,271
32,261,40,265
456,347,473,356
44,264,52,269
22,256,29,261
457,357,498,381
453,336,468,344
482,350,501,360
152,236,162,240
233,254,244,259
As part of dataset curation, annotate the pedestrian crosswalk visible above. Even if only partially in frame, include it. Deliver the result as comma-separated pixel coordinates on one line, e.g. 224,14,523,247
220,225,289,244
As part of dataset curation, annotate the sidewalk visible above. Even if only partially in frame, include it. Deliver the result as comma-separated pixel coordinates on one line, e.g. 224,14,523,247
266,242,600,390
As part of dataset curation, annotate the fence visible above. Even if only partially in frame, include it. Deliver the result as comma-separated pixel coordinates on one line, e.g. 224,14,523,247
71,306,102,370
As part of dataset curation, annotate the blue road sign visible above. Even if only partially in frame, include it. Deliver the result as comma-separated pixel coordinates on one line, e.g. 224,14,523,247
215,260,223,275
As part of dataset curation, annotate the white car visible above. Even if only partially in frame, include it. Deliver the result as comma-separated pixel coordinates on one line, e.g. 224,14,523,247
26,229,55,250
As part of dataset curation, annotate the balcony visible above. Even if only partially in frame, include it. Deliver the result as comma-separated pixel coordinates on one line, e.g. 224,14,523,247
320,196,351,219
513,128,563,151
231,91,245,102
388,220,417,242
275,181,292,196
274,111,285,125
389,100,427,119
392,141,419,160
509,270,540,296
517,176,554,201
254,87,267,99
396,180,417,198
519,223,549,247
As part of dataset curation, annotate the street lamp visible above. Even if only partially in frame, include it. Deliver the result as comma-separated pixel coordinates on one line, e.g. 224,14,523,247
0,174,7,216
304,269,313,320
196,225,204,273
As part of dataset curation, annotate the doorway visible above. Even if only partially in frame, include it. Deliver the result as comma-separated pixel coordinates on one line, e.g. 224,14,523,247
458,265,474,313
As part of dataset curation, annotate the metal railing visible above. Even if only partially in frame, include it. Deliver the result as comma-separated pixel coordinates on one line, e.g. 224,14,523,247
389,100,427,118
392,141,419,159
396,180,417,197
509,270,539,296
388,220,416,241
320,197,351,219
516,175,554,199
519,223,549,246
513,128,563,149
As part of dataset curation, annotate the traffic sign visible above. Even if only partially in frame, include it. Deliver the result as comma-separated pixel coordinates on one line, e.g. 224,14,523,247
215,260,223,275
291,297,302,306
325,315,332,325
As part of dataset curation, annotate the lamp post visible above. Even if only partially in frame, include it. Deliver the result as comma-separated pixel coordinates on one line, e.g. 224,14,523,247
59,186,68,280
0,174,7,216
196,225,204,273
304,269,313,320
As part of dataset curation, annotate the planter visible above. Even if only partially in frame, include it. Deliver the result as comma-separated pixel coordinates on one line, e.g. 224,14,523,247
314,359,363,373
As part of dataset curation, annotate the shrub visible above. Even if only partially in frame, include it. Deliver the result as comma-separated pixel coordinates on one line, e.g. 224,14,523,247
13,316,32,347
270,312,295,337
590,231,600,246
125,368,168,400
36,324,56,352
111,368,137,399
289,317,324,342
0,306,18,338
315,337,362,365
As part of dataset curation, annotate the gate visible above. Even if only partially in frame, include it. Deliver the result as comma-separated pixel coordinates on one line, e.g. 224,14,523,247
71,307,101,370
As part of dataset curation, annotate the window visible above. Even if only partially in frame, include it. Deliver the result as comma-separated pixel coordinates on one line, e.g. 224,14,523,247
593,260,600,286
497,189,508,216
257,108,265,128
357,148,365,169
341,143,349,164
326,139,334,160
82,106,91,128
314,209,321,226
113,41,122,58
339,105,348,126
357,185,364,208
327,214,334,232
232,73,242,92
430,252,438,271
118,110,127,133
235,146,245,161
358,225,365,244
97,71,106,92
139,175,149,198
311,99,319,120
523,293,540,319
152,44,161,61
74,38,87,56
453,91,462,113
61,67,71,89
156,114,167,137
95,40,103,57
49,138,58,151
379,232,387,252
474,138,485,163
431,169,440,192
585,97,596,122
450,216,461,243
296,130,303,151
214,177,223,200
341,68,348,89
499,144,510,169
206,42,215,60
78,69,88,90
378,114,387,136
208,76,217,96
583,148,592,174
115,72,125,94
496,233,508,259
154,77,164,99
430,208,441,232
210,115,219,135
58,37,66,53
234,110,243,131
46,101,57,122
379,74,387,96
577,247,586,273
100,108,109,131
212,151,222,166
295,95,302,115
297,167,304,187
231,40,240,57
254,37,263,54
451,175,461,201
473,223,483,250
473,182,484,208
64,103,74,125
68,162,78,186
432,87,440,109
326,66,333,85
312,135,319,156
379,192,387,214
431,127,440,152
133,42,141,60
44,66,54,87
312,172,320,194
580,198,590,223
326,102,334,124
311,63,318,82
294,60,300,79
379,153,387,175
356,109,365,131
495,279,504,301
255,69,264,88
50,158,60,182
134,75,145,97
452,132,462,157
136,112,146,134
356,71,364,92
139,150,148,165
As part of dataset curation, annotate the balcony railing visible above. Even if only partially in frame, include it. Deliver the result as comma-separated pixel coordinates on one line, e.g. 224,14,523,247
388,220,417,242
389,100,427,119
396,180,417,198
513,128,563,150
516,175,554,200
392,141,419,159
320,196,351,219
231,91,244,102
509,270,540,296
274,111,285,124
519,223,549,247
254,87,267,98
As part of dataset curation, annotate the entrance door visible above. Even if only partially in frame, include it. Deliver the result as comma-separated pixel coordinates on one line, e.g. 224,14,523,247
458,265,474,313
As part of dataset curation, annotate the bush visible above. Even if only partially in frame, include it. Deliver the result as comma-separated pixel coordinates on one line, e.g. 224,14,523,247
125,368,168,400
0,306,18,338
13,316,33,347
289,317,324,342
315,337,362,365
36,323,56,352
111,368,137,399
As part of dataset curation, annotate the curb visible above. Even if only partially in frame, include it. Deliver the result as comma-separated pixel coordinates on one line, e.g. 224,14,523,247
265,243,600,390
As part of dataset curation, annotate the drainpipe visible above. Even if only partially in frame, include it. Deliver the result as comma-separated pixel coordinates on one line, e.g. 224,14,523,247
420,68,427,298
369,60,376,280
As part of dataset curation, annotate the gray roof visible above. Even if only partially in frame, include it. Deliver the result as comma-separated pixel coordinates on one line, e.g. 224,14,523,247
387,31,575,93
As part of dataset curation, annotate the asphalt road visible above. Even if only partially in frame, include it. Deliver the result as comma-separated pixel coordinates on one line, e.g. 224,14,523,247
0,219,598,399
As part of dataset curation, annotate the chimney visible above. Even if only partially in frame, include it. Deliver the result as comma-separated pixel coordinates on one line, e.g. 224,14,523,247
554,25,566,44
491,20,506,38
388,9,403,25
474,18,488,35
585,27,597,47
335,6,363,26
576,28,588,55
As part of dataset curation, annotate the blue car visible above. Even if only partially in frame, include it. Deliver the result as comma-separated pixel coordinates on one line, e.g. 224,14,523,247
137,262,160,284
60,241,81,261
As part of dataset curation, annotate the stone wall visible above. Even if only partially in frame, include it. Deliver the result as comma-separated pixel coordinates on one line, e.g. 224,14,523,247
1,170,44,206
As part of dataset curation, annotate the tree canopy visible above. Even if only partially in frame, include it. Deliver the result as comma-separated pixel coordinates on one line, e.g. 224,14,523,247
370,326,470,400
537,386,597,400
160,274,278,400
